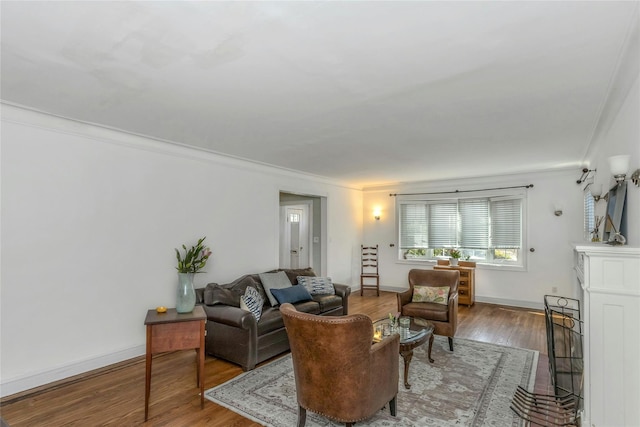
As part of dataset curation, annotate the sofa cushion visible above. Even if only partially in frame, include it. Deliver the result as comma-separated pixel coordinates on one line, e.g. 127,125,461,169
312,294,343,312
297,276,335,295
240,286,264,321
270,285,312,305
257,307,286,335
259,271,292,306
412,286,450,305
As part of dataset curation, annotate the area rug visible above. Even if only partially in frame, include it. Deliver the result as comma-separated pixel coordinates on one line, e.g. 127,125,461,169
205,336,538,426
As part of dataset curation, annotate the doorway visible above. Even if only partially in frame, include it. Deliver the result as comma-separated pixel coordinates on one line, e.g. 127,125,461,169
280,203,311,269
279,192,326,274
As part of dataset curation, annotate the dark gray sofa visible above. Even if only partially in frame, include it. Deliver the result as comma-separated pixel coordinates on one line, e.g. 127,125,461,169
198,268,351,371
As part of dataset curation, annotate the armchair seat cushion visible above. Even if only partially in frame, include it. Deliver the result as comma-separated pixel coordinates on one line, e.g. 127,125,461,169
402,301,449,322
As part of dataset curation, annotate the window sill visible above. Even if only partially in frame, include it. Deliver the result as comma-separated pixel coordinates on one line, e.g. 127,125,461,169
395,258,526,272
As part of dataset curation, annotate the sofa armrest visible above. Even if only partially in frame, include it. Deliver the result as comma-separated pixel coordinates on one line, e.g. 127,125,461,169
333,283,351,298
202,304,256,330
369,333,400,400
333,283,351,315
195,287,205,304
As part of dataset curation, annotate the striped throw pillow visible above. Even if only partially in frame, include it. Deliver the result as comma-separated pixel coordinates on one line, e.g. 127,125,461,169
297,276,335,295
240,286,264,321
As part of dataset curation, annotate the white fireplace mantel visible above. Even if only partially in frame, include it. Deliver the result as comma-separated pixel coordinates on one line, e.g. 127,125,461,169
573,243,640,427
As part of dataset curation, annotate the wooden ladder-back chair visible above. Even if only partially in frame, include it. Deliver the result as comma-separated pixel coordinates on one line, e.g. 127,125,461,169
360,245,379,296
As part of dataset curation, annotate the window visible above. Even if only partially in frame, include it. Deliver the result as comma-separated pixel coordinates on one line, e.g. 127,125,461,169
584,190,595,241
397,190,526,267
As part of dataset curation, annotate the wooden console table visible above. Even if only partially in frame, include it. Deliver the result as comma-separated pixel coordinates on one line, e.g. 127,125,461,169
144,306,206,421
434,264,475,306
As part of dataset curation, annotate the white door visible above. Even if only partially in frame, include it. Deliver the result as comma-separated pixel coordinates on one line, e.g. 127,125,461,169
280,204,310,269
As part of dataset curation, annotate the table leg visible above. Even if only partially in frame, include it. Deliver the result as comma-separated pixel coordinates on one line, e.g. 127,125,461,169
198,320,205,409
145,326,152,421
428,333,434,363
400,349,414,389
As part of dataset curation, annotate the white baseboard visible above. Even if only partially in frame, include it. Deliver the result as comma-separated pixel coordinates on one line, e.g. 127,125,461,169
0,345,145,398
475,296,544,311
358,286,545,311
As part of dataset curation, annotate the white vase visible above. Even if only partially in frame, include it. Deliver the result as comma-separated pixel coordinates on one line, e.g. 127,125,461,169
176,272,196,313
449,257,459,266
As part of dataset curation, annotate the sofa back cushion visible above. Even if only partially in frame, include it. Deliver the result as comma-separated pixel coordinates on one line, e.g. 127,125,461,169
266,267,316,286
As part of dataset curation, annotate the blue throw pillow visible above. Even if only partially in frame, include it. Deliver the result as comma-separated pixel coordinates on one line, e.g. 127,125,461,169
270,285,313,305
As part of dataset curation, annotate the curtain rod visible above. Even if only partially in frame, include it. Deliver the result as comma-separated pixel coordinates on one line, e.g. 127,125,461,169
389,184,533,197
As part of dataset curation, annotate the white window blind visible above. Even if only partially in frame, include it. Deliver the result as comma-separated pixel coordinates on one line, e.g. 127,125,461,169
396,190,525,266
584,191,595,239
490,198,522,248
459,199,489,248
428,202,457,247
399,203,428,249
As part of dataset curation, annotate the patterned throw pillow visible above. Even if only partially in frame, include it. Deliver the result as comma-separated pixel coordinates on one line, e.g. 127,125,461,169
240,286,264,321
297,276,335,295
412,286,450,305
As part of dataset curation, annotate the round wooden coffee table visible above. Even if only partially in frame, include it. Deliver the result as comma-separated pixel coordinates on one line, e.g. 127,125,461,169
373,317,435,389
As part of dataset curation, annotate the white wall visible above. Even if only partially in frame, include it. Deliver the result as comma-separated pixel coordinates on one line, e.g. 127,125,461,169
0,105,363,396
586,74,639,246
363,170,585,309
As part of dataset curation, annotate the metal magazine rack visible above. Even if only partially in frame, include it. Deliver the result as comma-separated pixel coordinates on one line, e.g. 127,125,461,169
511,295,583,426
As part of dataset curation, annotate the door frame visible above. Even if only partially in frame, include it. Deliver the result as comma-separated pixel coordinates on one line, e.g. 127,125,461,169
279,202,312,270
278,191,327,276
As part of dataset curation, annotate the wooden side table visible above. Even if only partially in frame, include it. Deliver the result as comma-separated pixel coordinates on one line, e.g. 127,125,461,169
434,264,475,306
144,306,206,421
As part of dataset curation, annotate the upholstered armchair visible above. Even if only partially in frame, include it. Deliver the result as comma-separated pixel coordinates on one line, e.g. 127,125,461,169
397,269,460,351
280,303,399,427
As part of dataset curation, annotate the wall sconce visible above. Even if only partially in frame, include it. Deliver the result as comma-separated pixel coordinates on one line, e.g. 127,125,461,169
591,184,604,202
609,155,629,184
373,208,381,221
608,155,639,187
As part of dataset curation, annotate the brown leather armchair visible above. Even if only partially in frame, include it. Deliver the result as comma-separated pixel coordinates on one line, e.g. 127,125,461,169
397,269,460,351
280,303,399,427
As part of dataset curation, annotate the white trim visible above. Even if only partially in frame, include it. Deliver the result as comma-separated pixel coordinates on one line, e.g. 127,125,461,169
374,287,544,310
475,296,544,311
0,102,361,191
0,345,145,398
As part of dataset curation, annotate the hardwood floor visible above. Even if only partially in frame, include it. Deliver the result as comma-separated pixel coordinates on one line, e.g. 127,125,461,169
1,292,550,426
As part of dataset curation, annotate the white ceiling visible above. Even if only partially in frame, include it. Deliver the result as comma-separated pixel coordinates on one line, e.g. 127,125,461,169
1,1,638,188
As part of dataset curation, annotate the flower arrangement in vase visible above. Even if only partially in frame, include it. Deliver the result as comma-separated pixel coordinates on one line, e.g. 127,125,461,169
174,237,211,313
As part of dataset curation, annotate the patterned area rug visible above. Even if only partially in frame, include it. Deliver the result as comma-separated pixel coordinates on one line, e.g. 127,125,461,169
205,336,538,426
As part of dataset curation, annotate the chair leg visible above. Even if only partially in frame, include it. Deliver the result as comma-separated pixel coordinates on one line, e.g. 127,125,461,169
389,394,397,416
448,337,454,352
297,405,307,427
